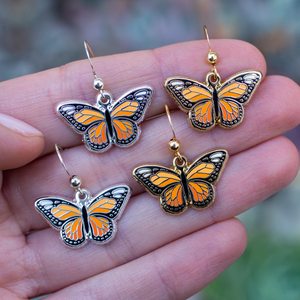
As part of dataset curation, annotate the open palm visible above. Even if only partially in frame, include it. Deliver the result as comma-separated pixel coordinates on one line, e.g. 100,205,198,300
0,40,299,299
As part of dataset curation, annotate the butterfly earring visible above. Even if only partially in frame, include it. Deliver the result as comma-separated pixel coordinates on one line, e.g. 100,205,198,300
35,144,131,248
57,41,153,152
164,26,262,131
133,105,228,215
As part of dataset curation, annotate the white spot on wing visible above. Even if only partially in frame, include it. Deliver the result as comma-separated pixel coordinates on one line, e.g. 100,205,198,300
210,152,223,162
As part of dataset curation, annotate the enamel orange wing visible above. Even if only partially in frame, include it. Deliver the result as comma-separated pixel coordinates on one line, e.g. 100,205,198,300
164,70,262,130
133,150,228,215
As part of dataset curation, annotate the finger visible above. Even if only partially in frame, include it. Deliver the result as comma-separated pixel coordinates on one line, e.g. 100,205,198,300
0,114,44,170
5,72,300,229
9,136,297,296
39,218,247,300
0,40,266,154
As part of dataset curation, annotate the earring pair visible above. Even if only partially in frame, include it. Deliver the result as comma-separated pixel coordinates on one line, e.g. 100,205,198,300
35,26,262,247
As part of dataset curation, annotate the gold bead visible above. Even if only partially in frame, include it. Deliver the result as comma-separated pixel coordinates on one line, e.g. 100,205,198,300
207,51,218,65
168,139,180,152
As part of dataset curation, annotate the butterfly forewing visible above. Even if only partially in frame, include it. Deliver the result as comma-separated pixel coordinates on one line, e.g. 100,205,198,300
111,87,153,122
186,150,228,185
57,102,105,133
218,71,262,105
35,198,81,229
164,77,212,111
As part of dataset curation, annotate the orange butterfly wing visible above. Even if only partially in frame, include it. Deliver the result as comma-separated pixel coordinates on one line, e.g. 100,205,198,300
57,102,111,152
109,88,152,147
35,198,87,247
186,150,228,209
86,185,131,243
217,71,262,128
133,165,188,214
164,77,215,130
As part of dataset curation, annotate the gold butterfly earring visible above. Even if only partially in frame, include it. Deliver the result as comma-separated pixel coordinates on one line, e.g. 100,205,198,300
35,144,131,248
133,105,228,215
57,41,153,152
164,26,262,131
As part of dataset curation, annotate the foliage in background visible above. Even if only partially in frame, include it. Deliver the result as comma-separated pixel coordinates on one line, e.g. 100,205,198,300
202,232,300,300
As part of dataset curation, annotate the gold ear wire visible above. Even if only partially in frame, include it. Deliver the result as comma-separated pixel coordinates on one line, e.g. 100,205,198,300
55,144,82,194
165,104,183,161
203,25,218,77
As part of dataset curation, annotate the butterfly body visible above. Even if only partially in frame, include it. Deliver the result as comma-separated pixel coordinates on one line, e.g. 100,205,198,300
57,87,153,152
164,70,262,130
35,185,131,247
133,150,228,215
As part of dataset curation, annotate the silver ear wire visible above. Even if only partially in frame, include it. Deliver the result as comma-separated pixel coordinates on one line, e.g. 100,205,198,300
55,144,83,194
84,40,104,91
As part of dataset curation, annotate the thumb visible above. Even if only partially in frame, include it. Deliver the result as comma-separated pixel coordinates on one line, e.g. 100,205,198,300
0,113,44,170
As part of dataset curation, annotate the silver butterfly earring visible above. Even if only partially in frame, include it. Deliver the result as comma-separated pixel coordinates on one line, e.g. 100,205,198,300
57,41,153,152
35,144,131,248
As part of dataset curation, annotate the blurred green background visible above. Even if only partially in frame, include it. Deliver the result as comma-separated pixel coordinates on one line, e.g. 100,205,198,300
0,0,300,299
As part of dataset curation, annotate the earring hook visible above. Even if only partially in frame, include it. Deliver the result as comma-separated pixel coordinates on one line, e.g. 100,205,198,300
165,104,177,140
55,144,72,178
55,144,83,194
203,25,212,52
165,105,183,161
84,40,98,79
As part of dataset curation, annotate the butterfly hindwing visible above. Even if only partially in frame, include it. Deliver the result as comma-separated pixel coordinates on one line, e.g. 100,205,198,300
61,217,86,247
112,119,139,147
218,99,244,128
160,182,187,214
188,181,215,209
189,100,215,130
84,122,111,152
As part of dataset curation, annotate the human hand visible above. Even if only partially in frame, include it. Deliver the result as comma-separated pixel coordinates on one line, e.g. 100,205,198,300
0,40,299,299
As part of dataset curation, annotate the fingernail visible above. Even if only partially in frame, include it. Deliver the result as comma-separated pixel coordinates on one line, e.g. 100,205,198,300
0,113,43,137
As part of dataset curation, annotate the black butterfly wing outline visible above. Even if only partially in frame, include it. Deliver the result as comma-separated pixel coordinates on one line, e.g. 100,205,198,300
86,185,131,244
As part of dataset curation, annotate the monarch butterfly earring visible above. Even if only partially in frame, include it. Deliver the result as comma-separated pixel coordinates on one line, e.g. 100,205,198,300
57,41,153,152
133,105,228,215
35,144,131,248
164,26,262,131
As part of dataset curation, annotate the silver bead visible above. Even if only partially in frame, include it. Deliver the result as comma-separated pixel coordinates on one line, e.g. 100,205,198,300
70,175,81,189
93,78,104,91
